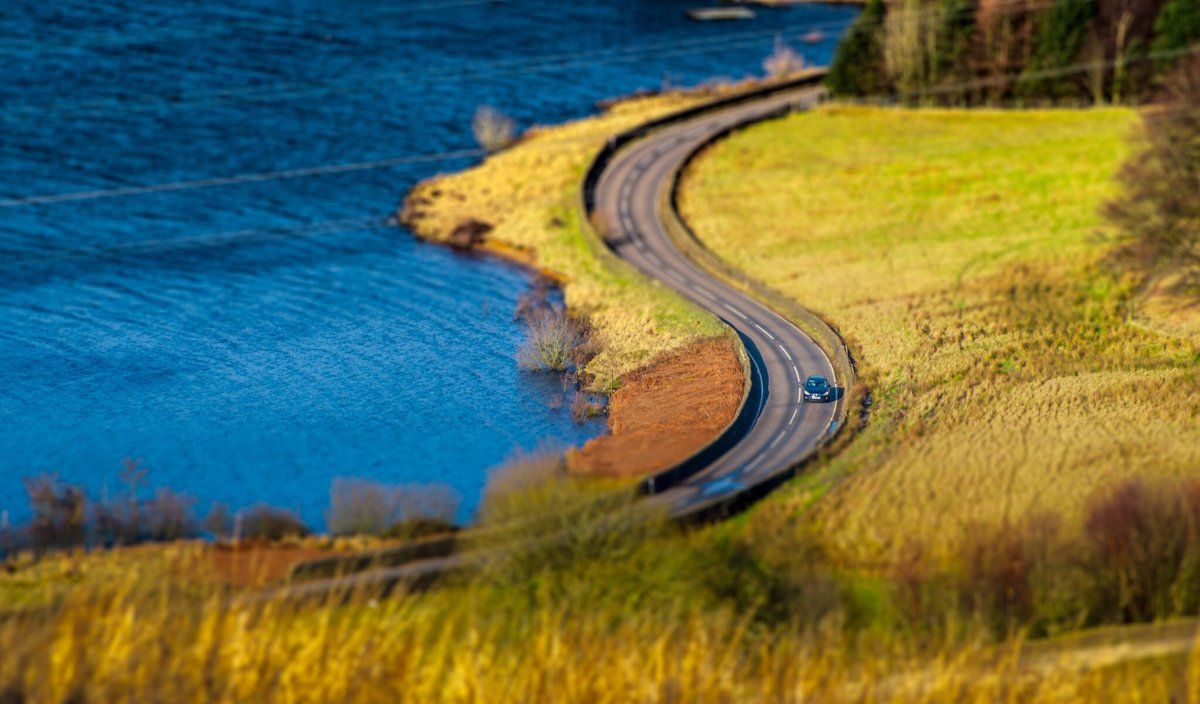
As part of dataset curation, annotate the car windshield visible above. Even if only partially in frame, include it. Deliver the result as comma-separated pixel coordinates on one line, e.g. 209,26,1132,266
806,377,826,389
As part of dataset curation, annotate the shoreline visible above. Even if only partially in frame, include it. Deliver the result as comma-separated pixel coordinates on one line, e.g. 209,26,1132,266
734,0,867,6
399,87,750,478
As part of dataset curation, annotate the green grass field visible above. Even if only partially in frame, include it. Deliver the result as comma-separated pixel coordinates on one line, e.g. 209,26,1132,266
679,105,1200,562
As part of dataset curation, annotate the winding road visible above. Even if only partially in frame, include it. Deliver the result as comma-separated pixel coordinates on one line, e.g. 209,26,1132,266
281,79,847,595
594,82,841,517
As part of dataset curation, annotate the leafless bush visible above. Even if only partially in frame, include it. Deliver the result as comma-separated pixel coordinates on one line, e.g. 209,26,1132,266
1105,55,1200,285
1083,478,1200,622
763,34,806,79
472,105,517,153
326,478,460,537
569,393,606,422
237,505,309,541
514,276,554,321
22,474,87,551
957,513,1077,636
203,503,234,540
517,307,586,372
142,488,197,541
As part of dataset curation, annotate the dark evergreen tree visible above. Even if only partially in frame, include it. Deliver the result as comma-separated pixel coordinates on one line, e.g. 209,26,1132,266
1015,0,1096,100
1151,0,1200,68
827,0,889,96
932,0,978,102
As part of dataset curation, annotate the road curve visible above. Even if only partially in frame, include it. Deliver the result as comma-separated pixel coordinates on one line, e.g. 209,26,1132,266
277,81,848,596
592,83,841,517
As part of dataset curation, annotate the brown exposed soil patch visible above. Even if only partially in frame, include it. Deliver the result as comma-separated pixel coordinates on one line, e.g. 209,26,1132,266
447,218,493,249
208,541,349,589
568,337,745,477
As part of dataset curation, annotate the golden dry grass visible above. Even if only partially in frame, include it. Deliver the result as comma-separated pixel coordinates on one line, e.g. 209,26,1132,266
403,92,729,390
679,105,1200,562
1,558,1197,703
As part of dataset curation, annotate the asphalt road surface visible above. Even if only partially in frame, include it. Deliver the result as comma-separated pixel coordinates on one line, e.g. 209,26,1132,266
592,83,840,517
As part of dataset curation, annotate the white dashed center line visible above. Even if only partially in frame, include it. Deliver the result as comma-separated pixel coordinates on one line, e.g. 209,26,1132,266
753,322,775,341
769,431,787,450
788,408,798,426
664,271,688,287
745,454,767,473
792,366,801,383
723,303,747,320
778,343,792,362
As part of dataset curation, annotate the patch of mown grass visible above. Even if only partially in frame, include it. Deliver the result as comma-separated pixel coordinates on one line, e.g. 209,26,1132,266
403,92,728,390
679,105,1200,563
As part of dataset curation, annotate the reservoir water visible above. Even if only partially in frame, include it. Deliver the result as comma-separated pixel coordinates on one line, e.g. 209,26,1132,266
0,0,856,528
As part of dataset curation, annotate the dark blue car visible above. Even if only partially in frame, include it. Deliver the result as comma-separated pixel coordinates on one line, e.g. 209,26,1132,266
802,375,832,403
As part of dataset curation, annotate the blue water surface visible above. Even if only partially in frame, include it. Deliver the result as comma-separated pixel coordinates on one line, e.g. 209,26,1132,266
0,0,855,528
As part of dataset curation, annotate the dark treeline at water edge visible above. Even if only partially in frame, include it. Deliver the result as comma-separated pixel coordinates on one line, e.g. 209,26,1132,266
0,467,462,558
827,0,1200,103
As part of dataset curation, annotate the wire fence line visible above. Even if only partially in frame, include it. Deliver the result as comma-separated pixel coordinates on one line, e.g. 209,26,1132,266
0,149,485,208
4,0,1068,120
2,21,1188,272
1,25,840,119
0,216,386,271
0,0,509,55
3,42,1183,213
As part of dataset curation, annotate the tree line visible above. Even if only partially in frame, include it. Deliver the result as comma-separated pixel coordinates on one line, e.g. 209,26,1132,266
828,0,1200,103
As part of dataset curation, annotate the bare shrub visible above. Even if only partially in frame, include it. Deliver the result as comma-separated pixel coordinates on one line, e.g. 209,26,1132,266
237,505,309,541
514,276,554,322
141,488,197,541
472,105,517,153
326,479,460,537
957,513,1086,637
0,511,11,556
473,448,665,583
1105,55,1200,286
517,308,585,372
22,474,87,551
890,540,934,630
763,34,806,78
203,503,234,540
1083,478,1200,622
961,522,1036,630
569,392,606,422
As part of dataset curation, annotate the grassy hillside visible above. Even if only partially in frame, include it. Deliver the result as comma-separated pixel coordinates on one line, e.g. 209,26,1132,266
7,104,1200,702
679,105,1200,562
2,533,1196,702
403,92,728,391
